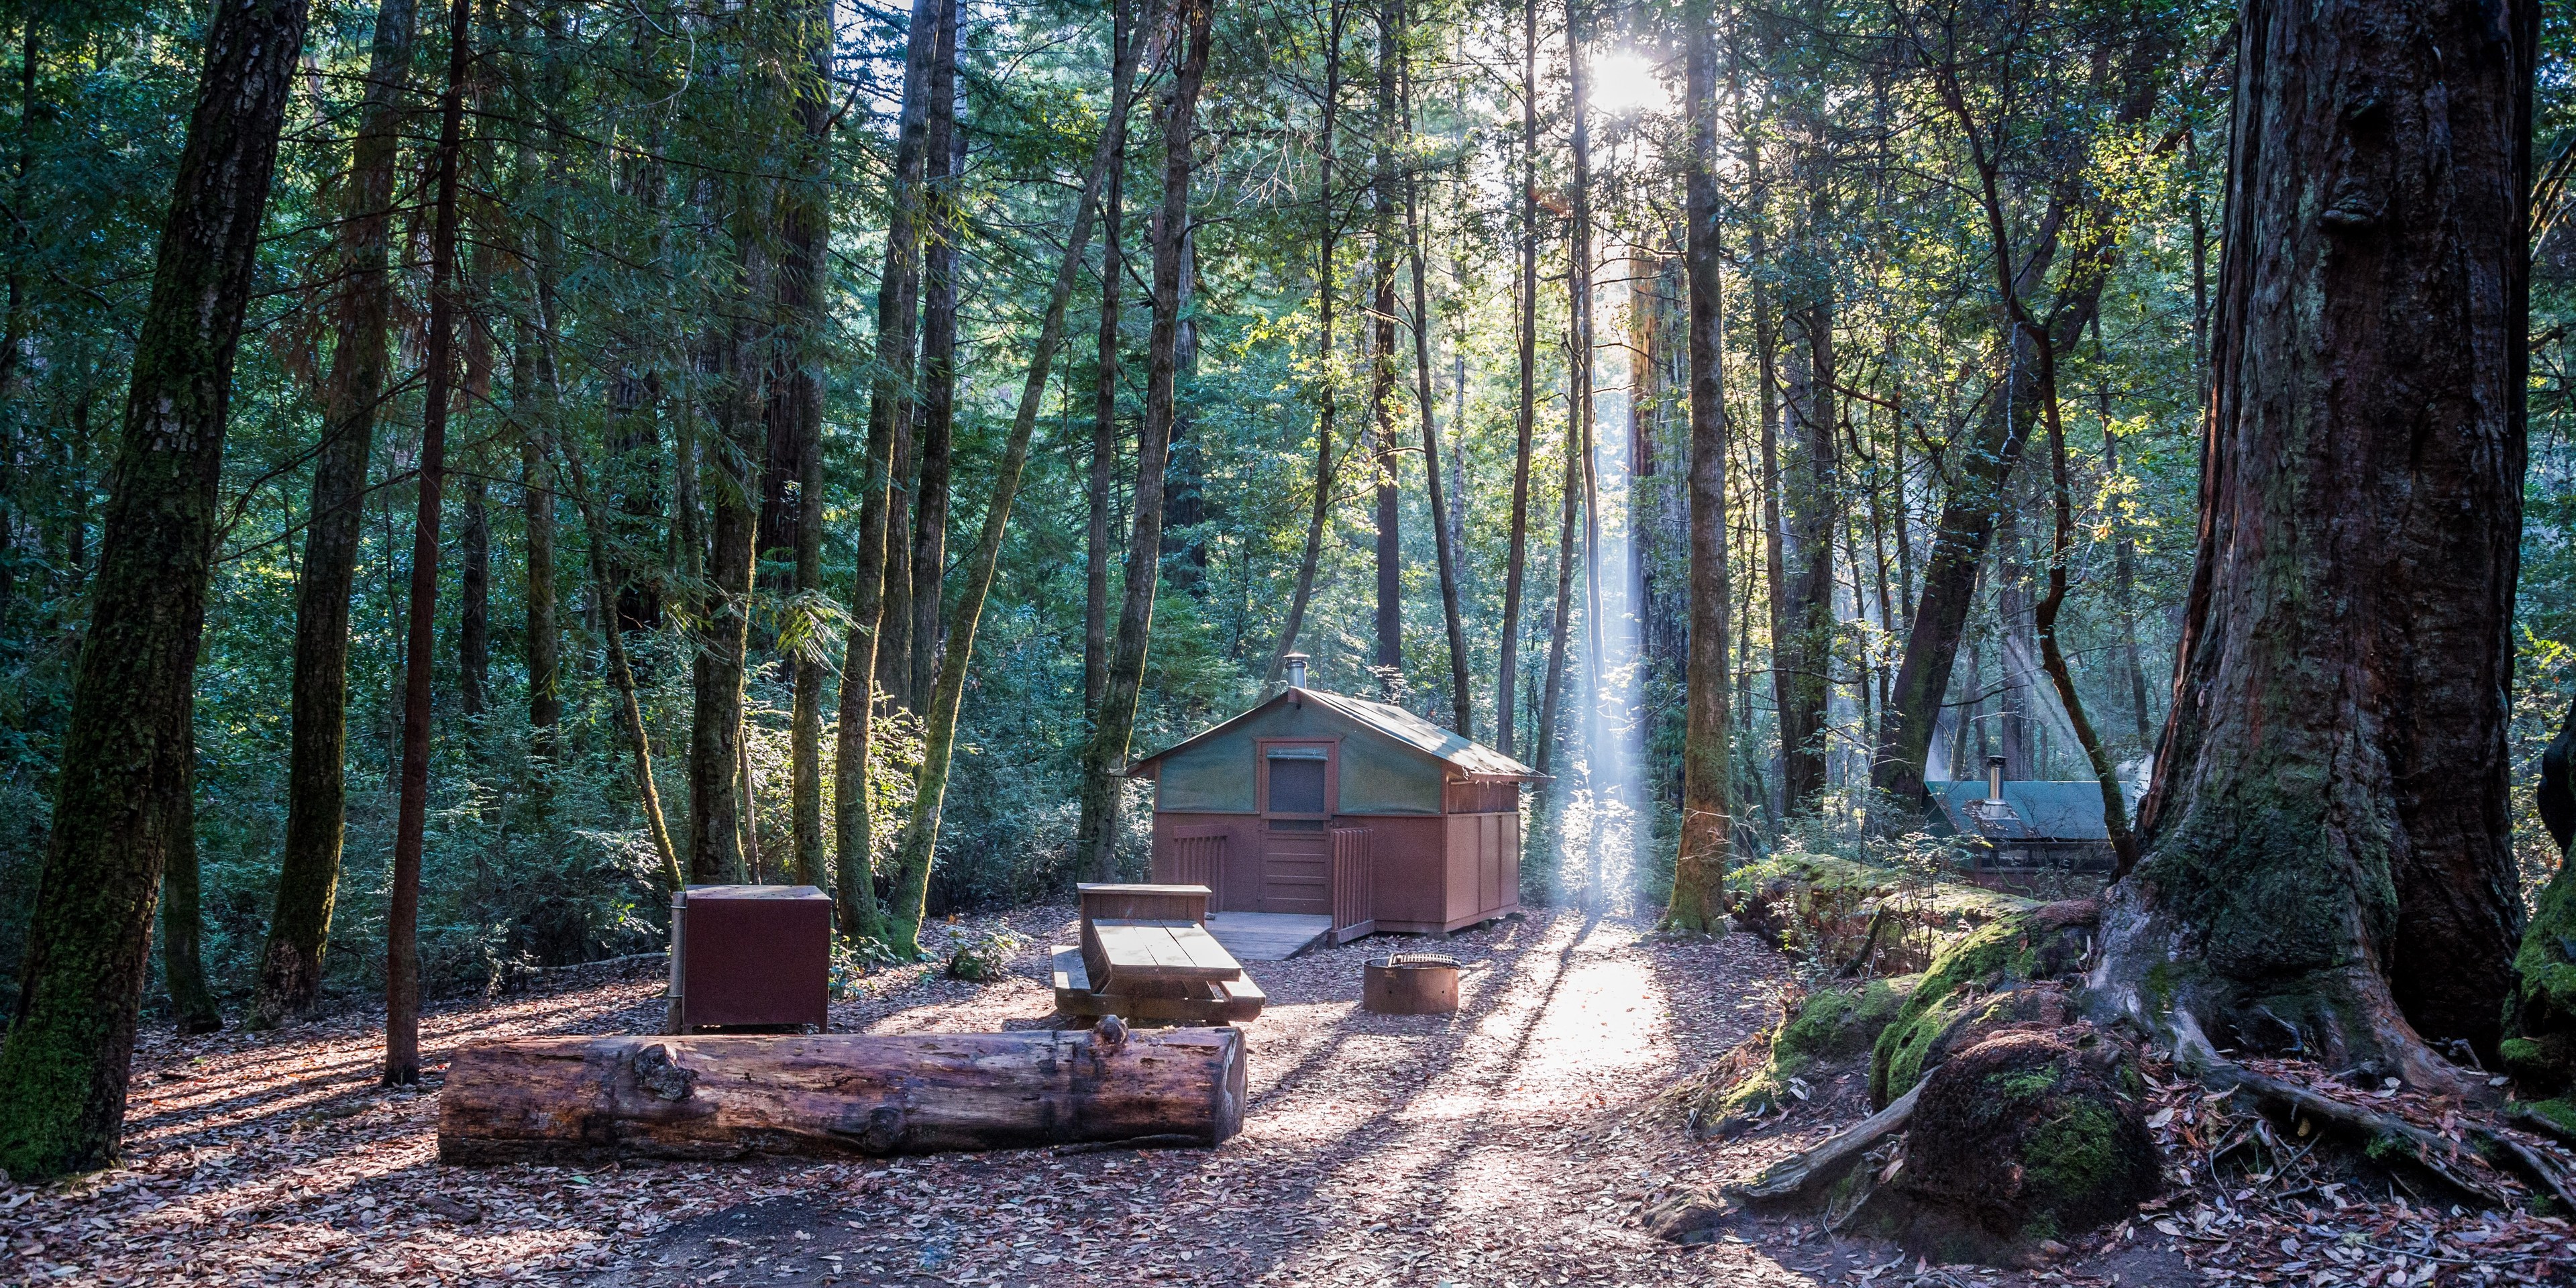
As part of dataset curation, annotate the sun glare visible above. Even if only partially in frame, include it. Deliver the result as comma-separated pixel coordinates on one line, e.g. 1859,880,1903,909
1586,50,1676,117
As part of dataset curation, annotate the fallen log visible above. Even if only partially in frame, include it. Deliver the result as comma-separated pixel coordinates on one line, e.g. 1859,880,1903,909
1724,1080,1923,1205
436,1023,1246,1165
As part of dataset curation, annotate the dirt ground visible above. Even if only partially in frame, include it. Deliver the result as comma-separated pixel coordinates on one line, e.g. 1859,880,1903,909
0,906,2303,1287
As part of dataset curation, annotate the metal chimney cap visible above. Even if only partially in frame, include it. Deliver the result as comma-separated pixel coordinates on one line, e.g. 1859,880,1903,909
1283,652,1310,688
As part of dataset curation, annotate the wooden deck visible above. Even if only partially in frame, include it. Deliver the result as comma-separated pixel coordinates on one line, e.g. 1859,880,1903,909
1201,911,1334,962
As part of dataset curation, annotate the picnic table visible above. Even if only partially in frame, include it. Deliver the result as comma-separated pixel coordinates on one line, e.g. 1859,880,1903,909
1053,884,1267,1024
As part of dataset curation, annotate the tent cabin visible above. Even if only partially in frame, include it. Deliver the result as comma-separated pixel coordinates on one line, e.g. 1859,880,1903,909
1124,659,1538,946
1923,757,2116,874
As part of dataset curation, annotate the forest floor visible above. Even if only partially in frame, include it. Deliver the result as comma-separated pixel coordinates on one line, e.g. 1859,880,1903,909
7,905,2558,1287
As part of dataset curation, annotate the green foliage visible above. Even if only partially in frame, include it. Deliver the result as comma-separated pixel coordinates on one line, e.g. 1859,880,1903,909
941,928,1026,983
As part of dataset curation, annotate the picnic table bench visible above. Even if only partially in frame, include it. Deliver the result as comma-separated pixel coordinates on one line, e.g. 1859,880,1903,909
1053,884,1267,1024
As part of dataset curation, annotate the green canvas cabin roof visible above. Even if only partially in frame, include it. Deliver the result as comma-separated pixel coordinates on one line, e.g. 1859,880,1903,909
1923,780,2112,841
1127,686,1539,780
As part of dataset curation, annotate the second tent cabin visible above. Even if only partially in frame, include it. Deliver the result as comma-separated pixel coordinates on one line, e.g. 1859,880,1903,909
1124,664,1538,947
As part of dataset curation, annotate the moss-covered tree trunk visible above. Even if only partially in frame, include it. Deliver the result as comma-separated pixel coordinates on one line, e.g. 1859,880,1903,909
885,0,1153,953
1069,0,1214,896
2505,702,2576,1095
833,0,941,941
253,0,418,1030
2097,0,2534,1082
1667,0,1730,934
0,0,311,1180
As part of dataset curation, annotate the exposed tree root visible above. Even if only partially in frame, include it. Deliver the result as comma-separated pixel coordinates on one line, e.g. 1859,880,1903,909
2203,1063,2514,1209
1723,1081,1921,1205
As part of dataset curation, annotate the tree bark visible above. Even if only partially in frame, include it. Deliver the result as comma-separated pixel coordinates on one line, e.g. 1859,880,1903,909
1535,308,1582,779
1262,0,1350,690
158,723,221,1036
1368,0,1400,694
782,0,833,894
1073,0,1215,888
437,1028,1245,1163
1493,0,1536,758
1083,4,1127,717
546,408,683,894
885,0,1155,951
2097,0,2534,1079
880,0,961,712
1668,1,1730,934
690,248,767,885
252,0,418,1030
1775,155,1837,813
835,0,943,942
910,0,963,713
386,0,474,1088
1400,54,1469,736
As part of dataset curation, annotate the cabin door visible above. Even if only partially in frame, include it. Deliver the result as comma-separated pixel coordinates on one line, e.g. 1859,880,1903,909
1258,743,1335,916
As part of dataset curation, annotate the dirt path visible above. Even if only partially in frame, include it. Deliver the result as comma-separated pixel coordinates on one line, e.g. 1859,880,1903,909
10,906,2180,1287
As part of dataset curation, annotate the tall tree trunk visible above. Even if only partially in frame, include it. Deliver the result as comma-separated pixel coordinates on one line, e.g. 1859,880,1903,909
521,379,559,753
833,0,942,942
2098,0,2534,1082
1776,197,1837,812
384,0,472,1088
1493,0,1536,757
1537,0,1592,780
544,402,683,893
457,299,494,719
252,0,418,1031
1083,4,1127,716
884,0,1155,953
1400,53,1469,736
1073,0,1215,885
1534,311,1582,780
158,735,221,1036
784,0,833,894
910,0,963,712
1367,0,1400,695
1668,1,1729,933
1264,0,1350,688
881,0,960,711
2094,358,2153,749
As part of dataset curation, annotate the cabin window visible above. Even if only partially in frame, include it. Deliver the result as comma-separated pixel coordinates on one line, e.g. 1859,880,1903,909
1267,756,1328,814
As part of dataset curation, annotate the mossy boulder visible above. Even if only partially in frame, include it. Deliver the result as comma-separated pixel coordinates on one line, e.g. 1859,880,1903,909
2504,854,2576,1095
1870,900,2099,1107
1717,975,1919,1124
1877,1025,2157,1263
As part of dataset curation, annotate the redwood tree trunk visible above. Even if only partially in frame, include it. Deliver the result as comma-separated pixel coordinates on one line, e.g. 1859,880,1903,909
0,0,321,1095
1073,0,1215,886
910,0,962,713
1368,0,1400,694
885,0,1154,953
834,0,942,941
1668,1,1730,933
386,0,473,1088
1493,0,1536,758
783,0,833,893
254,0,418,1030
1261,0,1347,691
1083,9,1126,717
2098,0,2534,1079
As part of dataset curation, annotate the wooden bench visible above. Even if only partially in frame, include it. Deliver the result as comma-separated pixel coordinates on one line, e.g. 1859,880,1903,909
1054,884,1267,1025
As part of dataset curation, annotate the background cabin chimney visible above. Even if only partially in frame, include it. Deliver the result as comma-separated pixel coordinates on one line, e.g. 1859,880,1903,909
1986,755,2006,803
1285,652,1309,689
